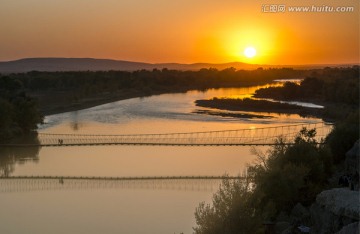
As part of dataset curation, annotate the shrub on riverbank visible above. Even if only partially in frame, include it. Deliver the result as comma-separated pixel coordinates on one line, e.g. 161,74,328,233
194,176,260,234
194,128,335,233
326,110,359,163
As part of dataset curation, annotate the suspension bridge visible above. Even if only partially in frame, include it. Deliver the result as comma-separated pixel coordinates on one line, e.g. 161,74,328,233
0,176,241,193
1,122,332,147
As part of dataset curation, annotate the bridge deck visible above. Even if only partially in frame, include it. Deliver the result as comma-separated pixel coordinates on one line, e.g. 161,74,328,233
0,175,242,180
0,176,243,192
0,122,333,147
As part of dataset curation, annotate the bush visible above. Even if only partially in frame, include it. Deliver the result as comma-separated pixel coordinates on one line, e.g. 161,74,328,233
326,110,359,163
0,76,43,141
194,176,261,234
194,128,333,233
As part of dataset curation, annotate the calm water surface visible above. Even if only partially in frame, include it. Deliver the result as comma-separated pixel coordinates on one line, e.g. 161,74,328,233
0,84,326,234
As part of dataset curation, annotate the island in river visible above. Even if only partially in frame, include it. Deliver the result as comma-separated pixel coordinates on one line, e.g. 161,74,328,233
195,97,322,119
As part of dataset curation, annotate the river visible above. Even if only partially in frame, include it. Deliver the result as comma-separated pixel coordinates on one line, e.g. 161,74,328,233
0,83,328,234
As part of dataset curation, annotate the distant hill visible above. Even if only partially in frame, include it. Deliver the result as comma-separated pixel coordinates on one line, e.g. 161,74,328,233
0,58,259,73
0,58,356,73
0,58,153,73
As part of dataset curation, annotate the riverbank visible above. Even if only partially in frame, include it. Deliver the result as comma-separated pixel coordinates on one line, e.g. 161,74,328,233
195,98,324,119
192,109,273,119
32,89,156,115
32,83,272,116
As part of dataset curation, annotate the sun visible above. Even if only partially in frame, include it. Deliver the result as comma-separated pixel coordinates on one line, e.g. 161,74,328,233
244,47,257,58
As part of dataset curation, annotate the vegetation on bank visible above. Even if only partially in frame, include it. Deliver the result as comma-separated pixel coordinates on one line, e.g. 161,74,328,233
253,66,359,120
192,109,273,119
195,98,320,117
3,66,356,117
195,66,359,121
0,76,43,141
193,113,359,233
254,66,359,105
3,68,304,114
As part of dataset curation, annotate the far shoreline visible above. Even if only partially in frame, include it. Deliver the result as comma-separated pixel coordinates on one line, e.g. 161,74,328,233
39,90,150,116
36,82,271,116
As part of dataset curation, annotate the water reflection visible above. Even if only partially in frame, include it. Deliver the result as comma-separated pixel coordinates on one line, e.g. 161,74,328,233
0,134,40,177
1,83,329,234
70,111,81,131
40,85,324,135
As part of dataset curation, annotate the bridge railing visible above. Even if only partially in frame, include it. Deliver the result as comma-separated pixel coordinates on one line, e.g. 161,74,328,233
0,176,243,193
35,122,333,146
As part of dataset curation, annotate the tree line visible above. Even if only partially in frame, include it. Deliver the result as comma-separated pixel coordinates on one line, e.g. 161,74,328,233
11,67,303,93
254,66,359,106
2,67,306,115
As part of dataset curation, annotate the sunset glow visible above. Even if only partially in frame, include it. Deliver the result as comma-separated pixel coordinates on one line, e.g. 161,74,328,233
0,0,359,65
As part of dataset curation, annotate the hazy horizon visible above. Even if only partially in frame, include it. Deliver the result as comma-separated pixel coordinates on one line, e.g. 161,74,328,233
1,57,359,67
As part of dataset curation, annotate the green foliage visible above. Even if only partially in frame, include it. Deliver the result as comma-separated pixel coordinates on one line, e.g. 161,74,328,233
254,66,359,107
0,67,308,115
0,76,43,141
12,68,304,92
8,68,303,101
194,176,261,234
194,128,334,233
326,110,359,163
0,99,16,139
249,129,331,217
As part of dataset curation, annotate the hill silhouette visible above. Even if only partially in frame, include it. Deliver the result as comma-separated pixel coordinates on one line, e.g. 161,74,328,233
0,58,355,73
0,58,260,73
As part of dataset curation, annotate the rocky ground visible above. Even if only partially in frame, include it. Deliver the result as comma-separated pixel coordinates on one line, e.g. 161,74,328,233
275,140,360,234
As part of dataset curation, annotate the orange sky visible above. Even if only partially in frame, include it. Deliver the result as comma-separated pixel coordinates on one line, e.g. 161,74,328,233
0,0,359,64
